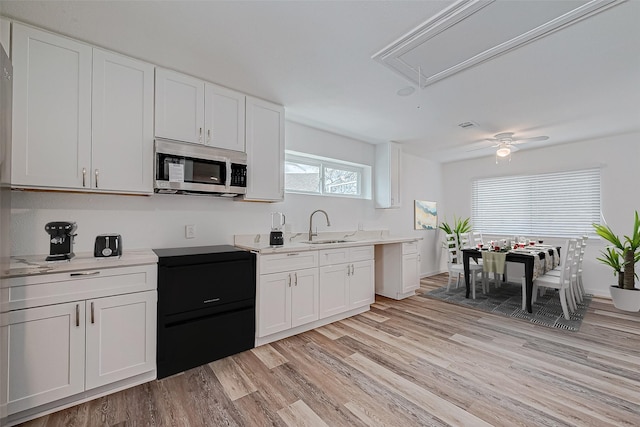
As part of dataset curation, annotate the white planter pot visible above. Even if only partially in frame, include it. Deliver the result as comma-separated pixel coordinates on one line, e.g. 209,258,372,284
609,286,640,312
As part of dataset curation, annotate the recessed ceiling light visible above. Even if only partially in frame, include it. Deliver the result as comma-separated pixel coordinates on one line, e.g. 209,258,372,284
396,86,415,96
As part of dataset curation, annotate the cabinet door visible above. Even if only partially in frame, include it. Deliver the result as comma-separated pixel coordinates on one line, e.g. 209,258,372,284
374,142,401,208
402,253,420,293
290,268,319,328
0,18,9,54
92,49,154,193
5,302,85,414
319,264,349,319
257,271,291,337
85,291,157,390
204,83,245,152
12,23,92,189
244,97,284,201
155,68,205,144
349,260,375,308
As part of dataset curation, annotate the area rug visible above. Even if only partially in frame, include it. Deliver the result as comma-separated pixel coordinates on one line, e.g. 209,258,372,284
421,283,592,331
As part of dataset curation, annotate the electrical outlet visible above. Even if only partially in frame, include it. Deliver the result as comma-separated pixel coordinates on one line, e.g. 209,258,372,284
185,224,196,239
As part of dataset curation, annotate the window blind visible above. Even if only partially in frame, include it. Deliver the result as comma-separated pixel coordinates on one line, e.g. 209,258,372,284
471,168,601,237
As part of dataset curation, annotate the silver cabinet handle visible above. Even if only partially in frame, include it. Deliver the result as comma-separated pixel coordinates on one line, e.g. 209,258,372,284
287,253,299,257
199,127,203,141
351,264,355,275
82,168,86,187
70,271,100,277
347,265,351,276
76,304,80,327
207,129,211,142
288,273,292,287
90,302,95,324
294,272,298,286
95,169,99,188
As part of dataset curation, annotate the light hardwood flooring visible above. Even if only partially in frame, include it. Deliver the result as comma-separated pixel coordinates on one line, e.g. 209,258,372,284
19,274,640,426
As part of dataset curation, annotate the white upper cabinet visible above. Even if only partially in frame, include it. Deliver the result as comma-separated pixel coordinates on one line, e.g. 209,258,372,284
0,18,10,54
244,96,285,202
11,23,154,194
375,142,402,208
12,23,92,189
154,69,205,144
92,49,154,193
155,68,246,151
204,83,245,151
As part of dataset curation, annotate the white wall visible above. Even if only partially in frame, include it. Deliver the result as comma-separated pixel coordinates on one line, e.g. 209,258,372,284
10,121,443,277
440,131,639,297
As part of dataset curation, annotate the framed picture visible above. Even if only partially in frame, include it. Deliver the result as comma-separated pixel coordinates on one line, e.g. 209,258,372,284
414,200,437,230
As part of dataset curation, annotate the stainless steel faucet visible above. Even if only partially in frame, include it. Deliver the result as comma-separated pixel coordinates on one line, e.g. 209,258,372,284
308,209,331,241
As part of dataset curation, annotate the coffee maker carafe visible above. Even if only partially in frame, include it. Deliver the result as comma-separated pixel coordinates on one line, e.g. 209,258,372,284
269,212,285,246
45,221,77,261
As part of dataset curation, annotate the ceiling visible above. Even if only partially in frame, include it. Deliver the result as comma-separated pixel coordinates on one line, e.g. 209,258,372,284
1,0,639,163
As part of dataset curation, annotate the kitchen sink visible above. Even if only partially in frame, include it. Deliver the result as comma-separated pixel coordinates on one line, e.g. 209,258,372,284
303,239,348,244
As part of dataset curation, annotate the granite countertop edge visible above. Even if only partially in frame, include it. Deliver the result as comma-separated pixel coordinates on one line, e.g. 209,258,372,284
235,236,422,254
7,249,158,279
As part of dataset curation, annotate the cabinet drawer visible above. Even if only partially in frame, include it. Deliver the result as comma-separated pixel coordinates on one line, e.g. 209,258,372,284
402,241,419,255
349,246,374,262
259,251,318,274
319,248,349,266
319,245,374,267
6,264,157,311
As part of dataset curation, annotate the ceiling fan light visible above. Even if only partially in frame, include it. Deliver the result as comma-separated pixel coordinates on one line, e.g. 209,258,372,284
496,145,511,157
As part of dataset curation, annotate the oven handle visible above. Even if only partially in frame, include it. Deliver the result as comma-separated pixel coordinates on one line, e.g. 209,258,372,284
203,298,221,304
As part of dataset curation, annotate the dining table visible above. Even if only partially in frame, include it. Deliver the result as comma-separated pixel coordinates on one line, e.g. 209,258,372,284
462,246,561,313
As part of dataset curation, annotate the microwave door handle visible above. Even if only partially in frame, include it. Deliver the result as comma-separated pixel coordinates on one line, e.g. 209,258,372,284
226,159,231,189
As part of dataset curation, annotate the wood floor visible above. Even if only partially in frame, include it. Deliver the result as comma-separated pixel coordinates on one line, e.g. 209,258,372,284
19,274,640,426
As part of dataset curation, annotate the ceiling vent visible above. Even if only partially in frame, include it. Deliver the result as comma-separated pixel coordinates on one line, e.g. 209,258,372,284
458,121,479,129
372,0,623,88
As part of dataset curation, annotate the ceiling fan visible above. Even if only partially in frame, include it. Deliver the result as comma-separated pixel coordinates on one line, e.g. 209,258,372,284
468,132,549,162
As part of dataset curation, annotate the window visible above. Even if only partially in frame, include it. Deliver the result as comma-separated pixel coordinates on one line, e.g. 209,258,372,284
471,168,601,237
285,151,371,199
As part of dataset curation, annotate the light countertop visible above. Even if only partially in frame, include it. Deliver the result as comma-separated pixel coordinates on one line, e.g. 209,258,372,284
234,230,421,254
7,249,158,278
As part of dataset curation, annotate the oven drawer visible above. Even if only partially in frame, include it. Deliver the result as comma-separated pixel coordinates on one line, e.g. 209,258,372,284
158,258,255,315
157,305,254,379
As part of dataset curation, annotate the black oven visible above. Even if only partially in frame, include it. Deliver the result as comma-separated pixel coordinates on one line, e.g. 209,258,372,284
154,245,256,379
154,139,247,196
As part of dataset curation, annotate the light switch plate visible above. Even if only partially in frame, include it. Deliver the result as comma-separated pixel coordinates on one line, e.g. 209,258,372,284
185,224,196,239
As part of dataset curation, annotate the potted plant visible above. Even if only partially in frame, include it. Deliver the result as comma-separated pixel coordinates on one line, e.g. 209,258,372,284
439,215,472,252
593,211,640,311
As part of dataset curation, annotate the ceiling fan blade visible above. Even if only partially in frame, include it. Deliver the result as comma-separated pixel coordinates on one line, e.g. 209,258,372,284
466,143,498,152
512,135,549,144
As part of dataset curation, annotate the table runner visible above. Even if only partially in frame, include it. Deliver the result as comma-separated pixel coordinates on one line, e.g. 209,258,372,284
482,251,506,274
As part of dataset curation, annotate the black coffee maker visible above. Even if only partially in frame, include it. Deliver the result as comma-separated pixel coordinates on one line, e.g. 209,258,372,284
45,221,77,261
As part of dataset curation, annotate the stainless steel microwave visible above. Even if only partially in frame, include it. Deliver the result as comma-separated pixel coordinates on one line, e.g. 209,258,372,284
154,139,247,196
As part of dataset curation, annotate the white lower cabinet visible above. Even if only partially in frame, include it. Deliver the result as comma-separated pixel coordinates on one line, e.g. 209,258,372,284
257,251,319,338
85,291,156,390
319,246,374,318
375,241,421,300
3,262,157,423
256,246,374,344
257,268,319,337
5,302,86,414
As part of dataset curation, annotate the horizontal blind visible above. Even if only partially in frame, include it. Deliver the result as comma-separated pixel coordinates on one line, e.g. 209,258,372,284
472,168,600,237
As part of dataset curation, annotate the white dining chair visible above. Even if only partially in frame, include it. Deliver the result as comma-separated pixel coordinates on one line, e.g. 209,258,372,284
444,233,484,298
546,238,584,307
523,239,576,320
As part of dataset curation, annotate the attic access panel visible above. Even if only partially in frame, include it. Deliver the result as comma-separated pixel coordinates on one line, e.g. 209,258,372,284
372,0,622,87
